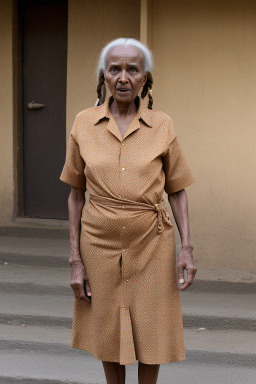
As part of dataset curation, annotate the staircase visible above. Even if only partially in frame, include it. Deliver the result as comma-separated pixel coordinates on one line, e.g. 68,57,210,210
0,225,255,384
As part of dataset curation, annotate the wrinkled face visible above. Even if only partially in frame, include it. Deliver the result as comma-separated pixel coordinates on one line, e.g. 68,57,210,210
104,45,147,104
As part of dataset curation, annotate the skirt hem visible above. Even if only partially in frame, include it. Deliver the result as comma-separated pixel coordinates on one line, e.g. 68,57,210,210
70,343,186,365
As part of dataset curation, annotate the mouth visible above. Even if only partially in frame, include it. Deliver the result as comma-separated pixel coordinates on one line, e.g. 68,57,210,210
116,88,131,93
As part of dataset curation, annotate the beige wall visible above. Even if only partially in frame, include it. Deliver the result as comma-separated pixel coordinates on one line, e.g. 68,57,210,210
151,0,256,273
1,0,255,275
0,0,14,224
66,0,140,133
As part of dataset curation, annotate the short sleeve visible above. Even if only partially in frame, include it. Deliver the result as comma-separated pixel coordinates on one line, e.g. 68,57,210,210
59,115,86,190
162,119,195,194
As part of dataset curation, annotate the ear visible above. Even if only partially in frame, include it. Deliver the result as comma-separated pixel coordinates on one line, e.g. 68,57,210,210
142,73,147,87
104,70,110,88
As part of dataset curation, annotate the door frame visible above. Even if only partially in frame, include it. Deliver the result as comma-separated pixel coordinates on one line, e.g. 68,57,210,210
13,0,69,219
13,0,24,218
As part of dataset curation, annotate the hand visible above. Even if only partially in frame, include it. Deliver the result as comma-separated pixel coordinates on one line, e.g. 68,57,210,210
69,255,91,302
177,245,197,291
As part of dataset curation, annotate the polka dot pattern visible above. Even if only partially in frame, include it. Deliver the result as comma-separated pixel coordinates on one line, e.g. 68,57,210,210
60,95,195,365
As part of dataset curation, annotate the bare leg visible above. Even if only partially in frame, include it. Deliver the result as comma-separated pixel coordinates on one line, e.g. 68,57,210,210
102,361,126,384
138,362,160,384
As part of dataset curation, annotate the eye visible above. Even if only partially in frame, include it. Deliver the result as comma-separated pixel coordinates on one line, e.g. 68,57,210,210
110,66,118,73
129,67,137,74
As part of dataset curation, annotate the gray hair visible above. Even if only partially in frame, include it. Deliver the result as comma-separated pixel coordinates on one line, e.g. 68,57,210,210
96,38,153,77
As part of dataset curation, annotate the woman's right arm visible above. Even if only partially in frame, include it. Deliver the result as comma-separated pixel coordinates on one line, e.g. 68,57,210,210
68,186,91,302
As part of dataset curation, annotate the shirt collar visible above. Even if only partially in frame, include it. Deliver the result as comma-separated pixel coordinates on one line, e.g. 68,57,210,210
93,95,152,128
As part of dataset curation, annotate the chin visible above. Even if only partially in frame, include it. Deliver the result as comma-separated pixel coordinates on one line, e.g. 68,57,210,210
114,95,133,103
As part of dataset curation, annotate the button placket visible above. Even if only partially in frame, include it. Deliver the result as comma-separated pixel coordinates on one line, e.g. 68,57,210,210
119,139,130,306
121,247,129,305
119,140,126,199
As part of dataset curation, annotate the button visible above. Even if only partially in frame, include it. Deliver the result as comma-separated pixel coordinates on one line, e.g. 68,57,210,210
122,143,125,146
123,249,126,252
122,226,125,229
121,167,125,171
126,279,129,282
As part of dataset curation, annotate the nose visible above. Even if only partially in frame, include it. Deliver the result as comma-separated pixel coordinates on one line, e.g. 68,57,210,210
119,69,128,83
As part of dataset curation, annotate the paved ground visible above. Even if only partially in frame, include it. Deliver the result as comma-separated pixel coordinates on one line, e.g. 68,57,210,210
0,223,256,383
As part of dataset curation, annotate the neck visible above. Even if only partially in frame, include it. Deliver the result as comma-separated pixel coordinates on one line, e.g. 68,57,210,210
110,99,137,117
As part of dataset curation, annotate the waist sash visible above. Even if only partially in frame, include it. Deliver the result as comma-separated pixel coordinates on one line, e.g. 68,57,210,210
89,194,172,234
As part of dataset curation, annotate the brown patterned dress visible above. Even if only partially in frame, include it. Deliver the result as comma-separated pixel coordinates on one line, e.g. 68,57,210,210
60,95,195,365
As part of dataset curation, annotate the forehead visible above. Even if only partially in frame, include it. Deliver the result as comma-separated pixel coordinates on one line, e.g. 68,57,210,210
106,45,144,66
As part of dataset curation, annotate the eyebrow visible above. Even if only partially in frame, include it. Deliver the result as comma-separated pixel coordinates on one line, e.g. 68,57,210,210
108,62,140,67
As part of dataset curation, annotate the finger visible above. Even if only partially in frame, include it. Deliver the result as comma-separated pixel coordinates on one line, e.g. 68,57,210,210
188,271,195,284
177,265,185,284
77,284,88,302
85,280,92,298
179,281,191,291
71,282,80,299
74,281,87,301
187,268,196,285
84,295,91,303
179,269,194,291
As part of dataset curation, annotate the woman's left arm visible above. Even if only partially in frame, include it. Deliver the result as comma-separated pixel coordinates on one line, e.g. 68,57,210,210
168,189,197,290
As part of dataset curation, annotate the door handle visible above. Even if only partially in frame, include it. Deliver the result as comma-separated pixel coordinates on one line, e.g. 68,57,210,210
27,100,45,110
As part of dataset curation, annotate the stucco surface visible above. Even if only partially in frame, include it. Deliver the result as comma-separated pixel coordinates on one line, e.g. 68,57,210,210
66,0,140,134
151,0,256,272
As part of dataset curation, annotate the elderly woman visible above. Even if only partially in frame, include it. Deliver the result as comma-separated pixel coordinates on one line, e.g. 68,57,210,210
60,38,197,384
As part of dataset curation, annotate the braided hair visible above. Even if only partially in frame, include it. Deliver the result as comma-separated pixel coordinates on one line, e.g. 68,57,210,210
96,70,106,106
141,72,153,109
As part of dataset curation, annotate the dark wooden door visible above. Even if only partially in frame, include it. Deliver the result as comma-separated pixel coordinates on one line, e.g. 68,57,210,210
22,0,69,219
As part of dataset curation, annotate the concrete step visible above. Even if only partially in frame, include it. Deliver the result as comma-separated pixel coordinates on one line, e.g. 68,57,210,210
0,338,256,384
1,226,256,383
1,323,256,356
1,259,256,331
1,312,256,333
0,225,69,238
0,290,256,332
0,252,68,268
2,260,256,296
0,266,69,291
0,238,69,259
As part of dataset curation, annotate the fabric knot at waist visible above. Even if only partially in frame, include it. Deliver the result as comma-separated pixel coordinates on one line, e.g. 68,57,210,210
89,194,172,234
